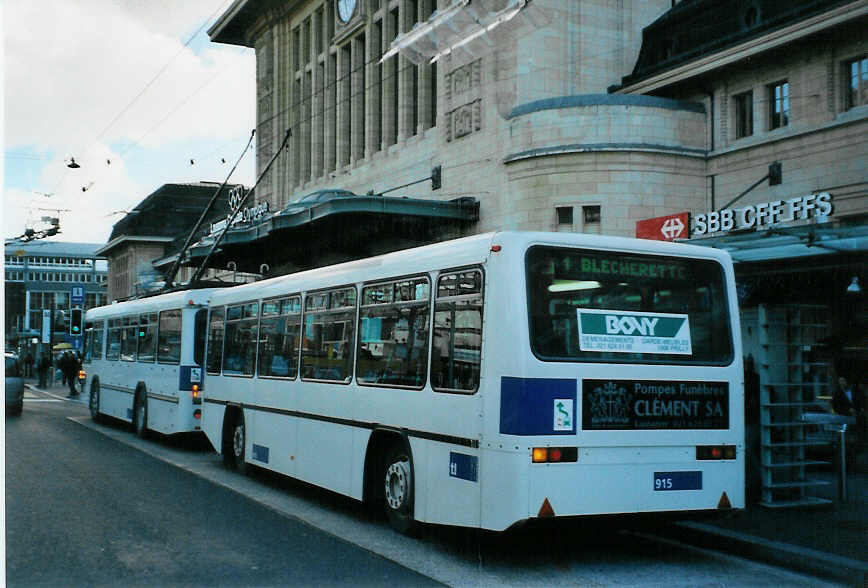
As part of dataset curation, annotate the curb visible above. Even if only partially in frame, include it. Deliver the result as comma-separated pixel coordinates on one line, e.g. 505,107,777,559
25,383,88,405
670,521,868,585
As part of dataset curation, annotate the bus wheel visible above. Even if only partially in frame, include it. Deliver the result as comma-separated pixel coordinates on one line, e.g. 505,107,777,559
382,444,417,535
133,391,148,439
89,381,101,423
227,413,248,475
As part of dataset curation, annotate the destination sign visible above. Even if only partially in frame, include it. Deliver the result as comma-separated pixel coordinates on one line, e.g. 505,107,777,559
582,379,729,430
578,257,687,280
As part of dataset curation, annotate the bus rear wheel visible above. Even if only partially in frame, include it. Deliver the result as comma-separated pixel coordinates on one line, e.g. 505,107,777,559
382,444,417,535
224,412,248,475
133,391,148,439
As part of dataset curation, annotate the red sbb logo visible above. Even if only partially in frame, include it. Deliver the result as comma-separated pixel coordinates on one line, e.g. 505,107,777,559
635,212,689,241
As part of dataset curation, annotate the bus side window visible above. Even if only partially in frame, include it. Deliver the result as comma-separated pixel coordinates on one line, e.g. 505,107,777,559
301,287,356,383
194,309,207,367
106,319,121,360
357,277,430,388
206,307,226,375
431,269,483,394
258,296,301,379
137,313,157,362
84,327,93,363
224,303,258,376
93,321,104,360
158,309,182,364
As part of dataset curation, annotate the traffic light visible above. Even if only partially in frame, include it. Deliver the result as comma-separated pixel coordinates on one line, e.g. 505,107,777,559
70,308,83,336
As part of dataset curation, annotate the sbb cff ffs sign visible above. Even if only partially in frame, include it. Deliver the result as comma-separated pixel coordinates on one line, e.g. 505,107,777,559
636,212,689,241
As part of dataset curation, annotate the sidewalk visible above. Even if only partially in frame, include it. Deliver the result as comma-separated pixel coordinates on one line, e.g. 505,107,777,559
25,378,88,407
668,448,868,585
23,375,868,583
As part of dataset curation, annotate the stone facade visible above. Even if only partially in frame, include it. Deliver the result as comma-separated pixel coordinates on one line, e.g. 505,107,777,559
210,0,867,242
105,242,167,301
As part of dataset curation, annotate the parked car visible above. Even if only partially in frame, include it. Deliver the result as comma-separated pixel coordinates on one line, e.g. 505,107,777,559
5,353,24,416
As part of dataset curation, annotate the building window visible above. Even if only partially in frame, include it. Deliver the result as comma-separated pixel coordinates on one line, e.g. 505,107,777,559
768,80,789,129
733,90,753,138
843,55,868,110
556,206,573,231
582,205,601,235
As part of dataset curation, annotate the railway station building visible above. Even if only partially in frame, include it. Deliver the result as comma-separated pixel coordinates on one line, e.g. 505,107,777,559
169,0,866,509
94,0,867,506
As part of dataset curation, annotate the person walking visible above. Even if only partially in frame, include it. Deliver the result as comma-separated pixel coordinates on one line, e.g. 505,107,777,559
37,354,50,388
60,351,80,397
23,352,34,378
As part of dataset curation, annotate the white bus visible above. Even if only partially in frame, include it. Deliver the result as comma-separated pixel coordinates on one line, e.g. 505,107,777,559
202,231,744,532
84,288,220,436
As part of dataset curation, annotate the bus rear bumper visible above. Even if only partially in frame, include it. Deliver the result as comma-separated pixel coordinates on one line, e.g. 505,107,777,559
526,461,745,521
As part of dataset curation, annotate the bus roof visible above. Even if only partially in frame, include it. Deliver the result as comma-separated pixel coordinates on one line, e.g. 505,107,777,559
207,231,731,306
85,288,222,321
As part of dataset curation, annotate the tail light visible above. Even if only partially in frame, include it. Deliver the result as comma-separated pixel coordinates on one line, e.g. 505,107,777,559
78,370,86,380
532,447,578,463
192,384,199,398
193,409,202,420
696,445,736,460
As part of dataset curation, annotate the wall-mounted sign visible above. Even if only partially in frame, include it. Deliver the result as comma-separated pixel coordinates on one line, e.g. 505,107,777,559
636,212,690,241
209,201,270,234
693,192,833,236
227,185,246,211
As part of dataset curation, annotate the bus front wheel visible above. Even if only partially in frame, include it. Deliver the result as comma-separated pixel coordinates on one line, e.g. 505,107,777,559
382,444,417,535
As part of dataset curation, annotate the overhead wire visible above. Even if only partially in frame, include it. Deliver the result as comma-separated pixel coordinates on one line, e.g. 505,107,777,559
48,0,236,194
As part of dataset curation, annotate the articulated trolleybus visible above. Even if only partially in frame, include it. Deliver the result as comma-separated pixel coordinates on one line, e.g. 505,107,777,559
84,288,219,436
202,231,744,532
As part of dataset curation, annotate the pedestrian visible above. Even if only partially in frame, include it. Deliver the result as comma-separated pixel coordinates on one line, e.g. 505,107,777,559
57,353,68,386
60,351,80,397
37,354,50,388
23,352,34,378
832,375,862,418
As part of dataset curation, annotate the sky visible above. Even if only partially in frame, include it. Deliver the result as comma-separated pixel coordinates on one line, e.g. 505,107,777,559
2,0,257,245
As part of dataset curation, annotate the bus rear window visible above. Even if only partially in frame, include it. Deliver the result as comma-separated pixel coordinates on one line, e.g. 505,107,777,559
527,246,732,365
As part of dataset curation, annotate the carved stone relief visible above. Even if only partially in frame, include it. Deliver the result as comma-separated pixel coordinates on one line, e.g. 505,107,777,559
444,59,483,142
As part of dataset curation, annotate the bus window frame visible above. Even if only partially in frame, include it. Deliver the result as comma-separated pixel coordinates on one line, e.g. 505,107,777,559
300,285,357,385
106,318,122,361
431,266,484,396
206,306,226,376
92,320,104,361
120,315,138,362
524,245,735,367
257,294,302,381
157,308,183,365
223,301,259,378
136,312,158,363
356,274,431,391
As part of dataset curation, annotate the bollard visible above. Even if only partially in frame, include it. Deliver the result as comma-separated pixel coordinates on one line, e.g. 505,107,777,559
838,424,847,502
